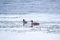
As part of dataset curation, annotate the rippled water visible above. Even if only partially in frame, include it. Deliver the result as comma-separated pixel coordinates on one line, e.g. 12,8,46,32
0,21,60,33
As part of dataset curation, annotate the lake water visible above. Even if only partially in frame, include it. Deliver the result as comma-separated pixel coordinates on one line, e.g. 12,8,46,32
0,13,60,33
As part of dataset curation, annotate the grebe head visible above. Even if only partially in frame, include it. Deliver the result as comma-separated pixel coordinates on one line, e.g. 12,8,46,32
23,19,25,21
30,20,33,22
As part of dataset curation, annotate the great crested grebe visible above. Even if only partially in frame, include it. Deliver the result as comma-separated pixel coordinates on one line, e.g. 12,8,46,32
23,19,27,26
30,20,39,27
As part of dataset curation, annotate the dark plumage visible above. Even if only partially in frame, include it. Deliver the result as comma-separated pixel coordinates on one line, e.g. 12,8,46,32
30,20,40,27
23,19,27,26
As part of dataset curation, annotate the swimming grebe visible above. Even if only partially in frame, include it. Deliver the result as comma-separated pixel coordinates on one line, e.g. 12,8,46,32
30,20,39,27
23,19,27,26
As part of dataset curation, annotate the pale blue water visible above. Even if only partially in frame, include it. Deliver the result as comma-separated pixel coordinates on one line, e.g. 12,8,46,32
0,13,60,33
0,0,60,40
0,21,60,33
0,0,60,13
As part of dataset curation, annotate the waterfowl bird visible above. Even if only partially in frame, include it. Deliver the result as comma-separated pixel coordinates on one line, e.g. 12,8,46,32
23,19,27,26
30,20,39,27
